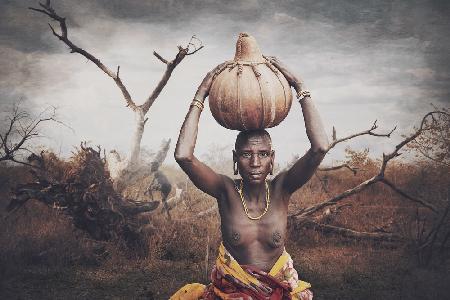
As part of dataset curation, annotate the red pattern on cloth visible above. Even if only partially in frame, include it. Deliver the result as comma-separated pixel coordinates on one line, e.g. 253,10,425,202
203,264,293,300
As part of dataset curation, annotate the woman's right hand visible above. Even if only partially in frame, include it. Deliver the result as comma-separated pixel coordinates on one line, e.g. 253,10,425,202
194,61,230,102
265,56,304,96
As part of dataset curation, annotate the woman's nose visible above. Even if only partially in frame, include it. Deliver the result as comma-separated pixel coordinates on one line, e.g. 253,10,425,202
250,154,261,167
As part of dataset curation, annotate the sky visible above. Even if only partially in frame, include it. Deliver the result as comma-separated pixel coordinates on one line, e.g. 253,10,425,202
1,0,449,167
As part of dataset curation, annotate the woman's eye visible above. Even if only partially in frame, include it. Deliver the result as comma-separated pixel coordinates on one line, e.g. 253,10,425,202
242,153,251,158
259,152,269,157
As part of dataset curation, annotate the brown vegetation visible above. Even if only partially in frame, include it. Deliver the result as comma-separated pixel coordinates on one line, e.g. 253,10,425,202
1,103,449,299
1,140,449,299
6,144,160,251
3,3,446,299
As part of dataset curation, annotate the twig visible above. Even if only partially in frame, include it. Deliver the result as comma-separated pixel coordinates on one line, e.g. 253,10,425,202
291,175,380,217
291,111,447,219
327,120,396,152
186,35,204,56
31,2,204,114
302,219,403,241
30,2,137,111
153,51,168,65
142,35,204,113
318,163,358,175
380,178,437,212
0,104,60,166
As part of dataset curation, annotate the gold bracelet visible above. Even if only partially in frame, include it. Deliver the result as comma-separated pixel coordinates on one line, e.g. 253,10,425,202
190,99,204,111
297,90,311,102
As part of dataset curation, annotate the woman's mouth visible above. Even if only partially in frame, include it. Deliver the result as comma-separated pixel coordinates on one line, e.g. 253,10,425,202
249,172,262,179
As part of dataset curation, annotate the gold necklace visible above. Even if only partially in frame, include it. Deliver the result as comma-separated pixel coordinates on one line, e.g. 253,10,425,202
238,179,270,220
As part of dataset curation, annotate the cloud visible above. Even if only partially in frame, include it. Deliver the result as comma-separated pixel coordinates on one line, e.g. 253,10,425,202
272,12,302,24
1,0,449,164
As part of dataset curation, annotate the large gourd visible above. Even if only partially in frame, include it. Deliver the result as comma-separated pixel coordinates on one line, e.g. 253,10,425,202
209,33,293,131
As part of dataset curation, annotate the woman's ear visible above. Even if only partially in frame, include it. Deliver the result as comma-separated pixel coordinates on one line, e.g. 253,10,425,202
232,150,239,175
270,150,275,175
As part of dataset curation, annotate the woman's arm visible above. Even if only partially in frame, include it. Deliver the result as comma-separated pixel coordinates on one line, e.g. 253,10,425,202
269,57,329,194
174,63,228,199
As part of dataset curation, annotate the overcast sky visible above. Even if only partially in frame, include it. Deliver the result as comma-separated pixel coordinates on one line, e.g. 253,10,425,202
1,0,449,167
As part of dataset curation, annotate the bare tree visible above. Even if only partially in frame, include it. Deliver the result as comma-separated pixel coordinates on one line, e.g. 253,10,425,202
0,104,59,166
290,112,448,242
30,0,204,176
406,107,450,167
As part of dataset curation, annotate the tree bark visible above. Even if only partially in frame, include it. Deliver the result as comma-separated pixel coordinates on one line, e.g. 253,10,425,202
128,108,146,169
30,2,203,179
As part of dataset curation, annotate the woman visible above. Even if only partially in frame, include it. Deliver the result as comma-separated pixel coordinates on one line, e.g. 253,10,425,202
173,57,328,300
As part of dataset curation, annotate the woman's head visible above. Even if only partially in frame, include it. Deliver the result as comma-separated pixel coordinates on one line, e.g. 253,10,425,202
233,130,274,185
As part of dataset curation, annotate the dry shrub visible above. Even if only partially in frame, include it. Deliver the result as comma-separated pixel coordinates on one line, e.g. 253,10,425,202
1,140,449,299
288,148,449,268
0,163,31,209
0,162,133,277
0,200,102,274
143,183,221,262
146,215,220,262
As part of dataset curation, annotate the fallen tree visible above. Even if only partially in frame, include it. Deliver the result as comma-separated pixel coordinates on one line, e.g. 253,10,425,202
288,111,449,263
7,143,159,249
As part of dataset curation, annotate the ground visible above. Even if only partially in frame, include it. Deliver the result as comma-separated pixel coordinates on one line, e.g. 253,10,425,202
1,160,449,300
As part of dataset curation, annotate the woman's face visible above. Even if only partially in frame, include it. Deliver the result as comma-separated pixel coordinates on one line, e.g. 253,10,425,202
234,135,274,185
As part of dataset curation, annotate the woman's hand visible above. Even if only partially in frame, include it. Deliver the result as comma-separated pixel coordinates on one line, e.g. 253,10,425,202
265,56,304,96
194,61,230,102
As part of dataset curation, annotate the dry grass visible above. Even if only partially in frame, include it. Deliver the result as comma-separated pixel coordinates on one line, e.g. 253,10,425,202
1,156,449,300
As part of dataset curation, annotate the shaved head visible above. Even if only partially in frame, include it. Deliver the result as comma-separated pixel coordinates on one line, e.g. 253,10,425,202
234,129,272,151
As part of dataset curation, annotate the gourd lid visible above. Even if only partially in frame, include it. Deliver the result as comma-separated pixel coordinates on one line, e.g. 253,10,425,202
233,32,265,63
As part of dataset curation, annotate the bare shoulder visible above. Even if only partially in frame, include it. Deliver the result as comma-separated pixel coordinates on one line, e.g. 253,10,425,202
271,170,292,198
214,175,238,195
222,176,240,192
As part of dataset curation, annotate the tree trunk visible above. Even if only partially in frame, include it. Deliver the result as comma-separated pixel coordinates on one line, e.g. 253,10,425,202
128,108,146,170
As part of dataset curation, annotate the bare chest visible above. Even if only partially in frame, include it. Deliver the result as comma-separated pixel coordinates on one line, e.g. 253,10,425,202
218,189,288,250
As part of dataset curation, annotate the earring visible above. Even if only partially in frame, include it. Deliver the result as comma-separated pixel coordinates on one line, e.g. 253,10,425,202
270,163,273,175
233,162,238,175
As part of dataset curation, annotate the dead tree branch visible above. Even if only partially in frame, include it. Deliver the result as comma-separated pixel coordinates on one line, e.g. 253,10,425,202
186,35,204,55
406,108,450,167
380,178,437,211
414,147,450,167
29,1,137,110
30,1,203,115
30,0,204,172
153,51,168,65
291,175,380,218
293,112,443,219
143,36,203,113
313,120,393,184
302,220,403,241
289,112,447,241
326,120,396,152
318,163,358,175
0,104,60,167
